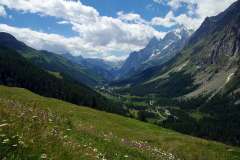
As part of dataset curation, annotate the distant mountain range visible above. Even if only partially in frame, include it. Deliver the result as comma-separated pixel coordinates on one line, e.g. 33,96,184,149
117,27,192,79
0,26,192,85
62,27,192,82
114,0,240,99
0,32,123,86
62,53,123,83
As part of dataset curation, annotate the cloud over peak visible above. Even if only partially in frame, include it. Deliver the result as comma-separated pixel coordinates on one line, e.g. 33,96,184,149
0,0,237,60
0,5,6,17
0,0,166,60
153,0,237,30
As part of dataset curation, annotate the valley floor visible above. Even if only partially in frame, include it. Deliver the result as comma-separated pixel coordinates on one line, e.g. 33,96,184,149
0,86,240,160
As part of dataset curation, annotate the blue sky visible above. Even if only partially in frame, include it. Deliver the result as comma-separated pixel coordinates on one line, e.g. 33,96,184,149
0,0,178,37
0,0,236,61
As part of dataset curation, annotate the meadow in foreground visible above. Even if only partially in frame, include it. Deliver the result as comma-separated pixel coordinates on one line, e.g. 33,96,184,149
0,86,240,160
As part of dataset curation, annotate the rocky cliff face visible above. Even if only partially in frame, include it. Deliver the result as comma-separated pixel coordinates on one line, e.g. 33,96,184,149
190,1,240,68
190,0,240,69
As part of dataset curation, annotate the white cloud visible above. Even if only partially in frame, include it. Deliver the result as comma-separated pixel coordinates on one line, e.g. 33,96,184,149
117,11,144,23
166,0,237,18
194,0,237,18
167,0,196,10
0,5,6,17
173,13,201,29
153,0,237,29
150,11,176,27
0,23,163,61
150,10,201,30
104,55,127,62
57,21,69,25
0,0,99,23
0,0,166,60
0,0,236,60
0,24,92,55
153,0,164,4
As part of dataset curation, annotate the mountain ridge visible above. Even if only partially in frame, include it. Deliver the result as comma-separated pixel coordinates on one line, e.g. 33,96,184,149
118,27,192,79
0,32,108,86
0,44,112,110
115,0,240,98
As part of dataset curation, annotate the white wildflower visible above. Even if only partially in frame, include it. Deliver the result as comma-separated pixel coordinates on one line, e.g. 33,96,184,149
0,123,9,128
2,138,10,144
40,153,47,159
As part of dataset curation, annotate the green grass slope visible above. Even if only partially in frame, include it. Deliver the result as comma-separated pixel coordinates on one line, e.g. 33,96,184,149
0,86,240,160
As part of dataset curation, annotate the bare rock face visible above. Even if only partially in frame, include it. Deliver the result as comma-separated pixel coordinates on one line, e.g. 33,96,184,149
190,0,240,69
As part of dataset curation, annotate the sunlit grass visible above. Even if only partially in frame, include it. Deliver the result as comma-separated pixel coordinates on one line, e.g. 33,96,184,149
0,86,240,160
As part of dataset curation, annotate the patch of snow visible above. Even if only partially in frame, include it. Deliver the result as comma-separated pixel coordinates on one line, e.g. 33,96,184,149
225,73,234,84
176,61,189,72
149,53,155,58
152,49,161,55
164,109,171,116
235,100,240,105
196,65,201,69
148,49,161,60
149,52,157,59
174,29,182,39
161,41,174,51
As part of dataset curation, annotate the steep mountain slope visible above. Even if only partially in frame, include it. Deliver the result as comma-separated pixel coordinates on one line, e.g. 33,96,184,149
121,0,240,98
0,32,102,86
118,27,191,79
84,58,122,81
0,85,239,160
0,45,118,112
62,53,122,82
141,28,192,70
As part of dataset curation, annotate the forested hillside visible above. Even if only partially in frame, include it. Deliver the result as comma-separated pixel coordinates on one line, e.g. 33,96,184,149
0,45,124,114
0,32,106,86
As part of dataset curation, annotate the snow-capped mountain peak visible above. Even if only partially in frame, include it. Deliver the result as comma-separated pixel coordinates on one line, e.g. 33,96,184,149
118,27,192,78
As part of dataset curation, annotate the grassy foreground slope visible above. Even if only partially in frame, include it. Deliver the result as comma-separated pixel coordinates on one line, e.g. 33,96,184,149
0,86,239,160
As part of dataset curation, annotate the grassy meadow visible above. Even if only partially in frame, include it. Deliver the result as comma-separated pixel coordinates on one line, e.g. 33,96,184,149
0,86,240,160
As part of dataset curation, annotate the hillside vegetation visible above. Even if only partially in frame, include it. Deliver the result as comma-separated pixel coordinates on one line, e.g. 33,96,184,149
0,86,240,160
0,45,122,113
0,32,105,86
